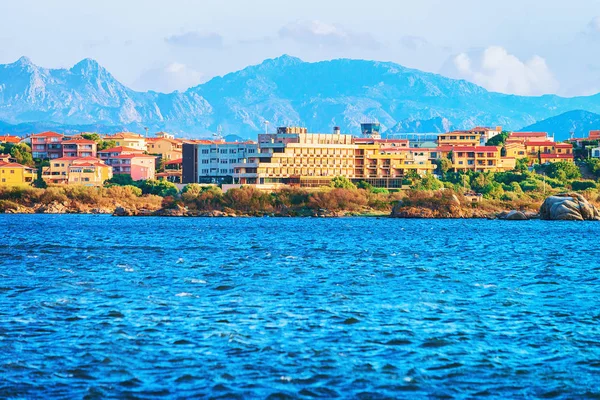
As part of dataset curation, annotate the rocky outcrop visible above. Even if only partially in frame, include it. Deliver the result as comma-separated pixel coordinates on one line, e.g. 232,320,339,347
391,194,464,218
36,201,68,214
539,193,600,221
498,210,529,220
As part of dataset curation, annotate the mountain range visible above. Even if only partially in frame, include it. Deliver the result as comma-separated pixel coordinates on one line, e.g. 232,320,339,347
2,55,600,138
520,110,600,141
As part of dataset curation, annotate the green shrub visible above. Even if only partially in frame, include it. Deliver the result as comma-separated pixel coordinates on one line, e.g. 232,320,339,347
330,176,356,190
138,179,179,197
571,181,597,191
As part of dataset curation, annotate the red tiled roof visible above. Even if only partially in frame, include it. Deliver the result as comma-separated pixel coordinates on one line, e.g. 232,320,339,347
0,135,21,143
0,161,29,168
510,132,548,138
164,158,182,165
111,154,156,159
555,143,573,148
32,131,64,137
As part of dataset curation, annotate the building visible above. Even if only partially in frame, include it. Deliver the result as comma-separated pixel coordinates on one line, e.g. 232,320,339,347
0,135,21,144
104,132,147,151
229,125,434,189
157,158,182,183
182,140,259,184
30,131,64,159
438,131,481,147
147,137,183,162
469,126,503,144
98,146,156,181
437,145,513,172
0,161,35,186
506,132,552,144
589,130,600,141
505,131,572,165
61,137,97,158
43,157,112,186
155,131,175,140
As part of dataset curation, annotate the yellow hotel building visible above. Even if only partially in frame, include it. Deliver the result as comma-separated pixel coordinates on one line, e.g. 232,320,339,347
438,131,481,147
233,125,434,188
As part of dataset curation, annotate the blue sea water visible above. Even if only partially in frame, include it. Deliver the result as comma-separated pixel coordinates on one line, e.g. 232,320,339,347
1,215,600,399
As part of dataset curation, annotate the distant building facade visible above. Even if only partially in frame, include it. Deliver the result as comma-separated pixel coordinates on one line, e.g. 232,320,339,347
182,140,258,184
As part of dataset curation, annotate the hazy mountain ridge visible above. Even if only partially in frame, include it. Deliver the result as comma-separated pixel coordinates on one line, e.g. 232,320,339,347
520,110,600,141
2,55,600,137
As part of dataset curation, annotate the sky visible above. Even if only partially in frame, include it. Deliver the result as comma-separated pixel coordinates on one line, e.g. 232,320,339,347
1,0,600,96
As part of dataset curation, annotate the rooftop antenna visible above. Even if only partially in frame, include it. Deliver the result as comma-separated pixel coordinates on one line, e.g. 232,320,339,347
264,120,270,134
214,125,223,141
144,127,149,138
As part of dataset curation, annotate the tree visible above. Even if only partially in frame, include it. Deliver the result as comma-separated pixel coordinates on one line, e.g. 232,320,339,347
514,158,530,173
0,143,34,166
486,131,510,146
330,176,356,190
356,181,374,191
436,157,453,174
81,133,101,142
106,174,136,186
81,133,116,151
410,174,443,191
545,161,581,182
138,179,179,197
98,140,117,151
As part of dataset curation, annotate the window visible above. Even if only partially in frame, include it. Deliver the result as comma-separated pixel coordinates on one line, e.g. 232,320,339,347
202,149,209,154
202,159,209,164
248,149,255,153
220,149,227,154
220,169,228,174
201,169,209,174
10,170,14,174
229,149,236,154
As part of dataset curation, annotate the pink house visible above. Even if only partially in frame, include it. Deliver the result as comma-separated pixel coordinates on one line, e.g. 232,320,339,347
98,146,156,181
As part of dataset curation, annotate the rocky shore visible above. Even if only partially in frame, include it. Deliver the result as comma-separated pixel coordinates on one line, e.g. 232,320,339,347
3,192,600,221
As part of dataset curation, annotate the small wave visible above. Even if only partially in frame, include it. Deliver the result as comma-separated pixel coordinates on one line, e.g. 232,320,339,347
175,292,193,297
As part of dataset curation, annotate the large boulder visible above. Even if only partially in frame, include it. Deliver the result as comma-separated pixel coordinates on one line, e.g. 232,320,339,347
539,193,600,221
504,210,529,220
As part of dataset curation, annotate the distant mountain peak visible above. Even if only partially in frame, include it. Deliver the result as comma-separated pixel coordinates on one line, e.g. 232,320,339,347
257,54,303,69
10,56,36,70
71,58,103,74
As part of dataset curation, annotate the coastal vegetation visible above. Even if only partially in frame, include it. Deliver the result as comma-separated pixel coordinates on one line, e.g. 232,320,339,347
2,153,600,217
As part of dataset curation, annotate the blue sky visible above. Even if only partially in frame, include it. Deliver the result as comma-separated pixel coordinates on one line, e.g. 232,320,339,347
1,0,600,96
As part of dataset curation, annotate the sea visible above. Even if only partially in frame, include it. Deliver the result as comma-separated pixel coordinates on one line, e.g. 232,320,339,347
1,214,599,399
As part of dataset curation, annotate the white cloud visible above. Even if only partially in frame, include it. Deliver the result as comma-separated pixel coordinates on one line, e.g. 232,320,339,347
400,35,429,51
587,16,600,34
165,32,224,48
278,20,380,49
447,46,559,95
132,62,204,93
